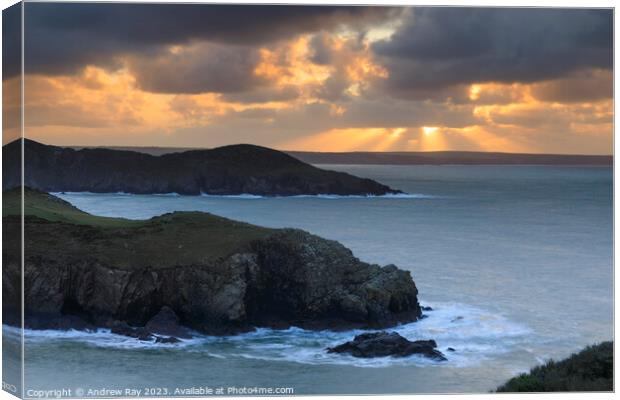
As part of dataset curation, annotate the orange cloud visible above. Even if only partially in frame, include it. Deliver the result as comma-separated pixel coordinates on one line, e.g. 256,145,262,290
10,31,612,155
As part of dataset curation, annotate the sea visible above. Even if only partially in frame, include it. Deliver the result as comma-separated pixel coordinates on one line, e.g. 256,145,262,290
3,165,613,395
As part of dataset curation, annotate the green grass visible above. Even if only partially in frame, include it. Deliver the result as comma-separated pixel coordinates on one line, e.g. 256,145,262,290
3,187,142,227
496,342,613,392
3,187,274,268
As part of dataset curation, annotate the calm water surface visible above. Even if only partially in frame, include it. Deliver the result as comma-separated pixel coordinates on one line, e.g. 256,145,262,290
7,165,613,395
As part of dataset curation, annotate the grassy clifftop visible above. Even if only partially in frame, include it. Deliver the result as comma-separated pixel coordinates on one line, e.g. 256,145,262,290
3,188,422,334
497,342,613,392
4,187,273,267
4,187,140,227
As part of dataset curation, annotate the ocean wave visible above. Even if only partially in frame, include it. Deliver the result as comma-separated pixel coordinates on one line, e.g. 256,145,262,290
6,302,529,368
288,193,438,199
56,192,438,199
3,325,202,350
52,191,183,197
200,193,264,199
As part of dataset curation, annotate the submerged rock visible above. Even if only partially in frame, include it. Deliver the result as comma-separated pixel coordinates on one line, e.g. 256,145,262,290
327,331,447,361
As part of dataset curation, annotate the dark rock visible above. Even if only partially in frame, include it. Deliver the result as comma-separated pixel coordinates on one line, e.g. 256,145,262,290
24,313,95,331
3,190,422,335
109,320,184,344
145,306,192,339
155,336,181,344
5,226,422,336
246,232,422,331
110,320,154,341
327,331,447,361
3,139,401,196
421,306,433,311
447,347,456,352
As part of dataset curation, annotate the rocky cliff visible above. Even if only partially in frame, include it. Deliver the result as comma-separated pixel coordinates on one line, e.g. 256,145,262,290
2,139,400,196
2,189,421,335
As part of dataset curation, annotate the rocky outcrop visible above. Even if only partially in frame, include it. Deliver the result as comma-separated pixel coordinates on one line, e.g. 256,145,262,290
110,320,181,343
145,306,192,339
107,306,190,343
327,331,446,360
3,139,401,196
3,206,421,336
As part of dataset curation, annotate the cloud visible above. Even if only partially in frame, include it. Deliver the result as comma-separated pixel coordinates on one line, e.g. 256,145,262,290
127,43,265,94
19,3,398,78
2,3,21,79
530,69,613,103
374,8,613,95
11,5,613,155
222,86,300,104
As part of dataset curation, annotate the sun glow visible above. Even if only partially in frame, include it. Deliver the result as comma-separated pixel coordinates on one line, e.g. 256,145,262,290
391,127,406,138
283,127,409,152
469,84,482,100
422,126,439,136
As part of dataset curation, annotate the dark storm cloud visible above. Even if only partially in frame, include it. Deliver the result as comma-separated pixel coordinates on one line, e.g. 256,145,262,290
3,3,21,79
374,7,613,94
530,70,613,103
222,86,300,104
19,3,397,78
128,43,264,94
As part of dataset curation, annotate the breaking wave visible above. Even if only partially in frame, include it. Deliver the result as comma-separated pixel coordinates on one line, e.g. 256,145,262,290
6,302,529,368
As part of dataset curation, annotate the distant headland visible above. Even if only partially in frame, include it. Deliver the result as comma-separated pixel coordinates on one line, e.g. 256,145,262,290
68,144,612,166
2,139,400,196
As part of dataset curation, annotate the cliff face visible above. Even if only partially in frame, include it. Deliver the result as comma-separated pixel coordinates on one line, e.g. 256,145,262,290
2,139,400,196
2,189,421,334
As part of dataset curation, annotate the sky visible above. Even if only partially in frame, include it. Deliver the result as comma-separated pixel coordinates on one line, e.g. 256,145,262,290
2,4,614,154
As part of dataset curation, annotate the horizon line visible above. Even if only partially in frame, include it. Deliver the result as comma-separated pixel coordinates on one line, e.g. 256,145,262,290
6,138,613,158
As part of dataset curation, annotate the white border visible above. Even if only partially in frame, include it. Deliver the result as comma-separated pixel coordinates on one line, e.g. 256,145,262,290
0,2,616,400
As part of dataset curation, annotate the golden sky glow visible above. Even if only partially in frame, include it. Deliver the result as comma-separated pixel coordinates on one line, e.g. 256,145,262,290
5,6,613,155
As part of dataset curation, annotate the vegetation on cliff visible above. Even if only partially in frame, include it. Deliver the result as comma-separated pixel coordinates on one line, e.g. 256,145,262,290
496,342,613,392
3,188,421,335
4,187,273,266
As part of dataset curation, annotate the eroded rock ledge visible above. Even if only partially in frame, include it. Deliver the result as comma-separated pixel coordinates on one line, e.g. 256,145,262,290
3,200,422,336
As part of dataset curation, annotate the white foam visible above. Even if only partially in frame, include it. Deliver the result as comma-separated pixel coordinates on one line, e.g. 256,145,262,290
6,302,530,368
152,192,181,197
288,193,438,199
53,191,183,197
6,326,201,350
55,192,438,200
200,193,264,199
52,191,138,197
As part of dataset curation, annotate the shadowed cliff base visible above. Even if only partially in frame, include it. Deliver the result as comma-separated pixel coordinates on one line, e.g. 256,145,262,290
3,188,422,336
